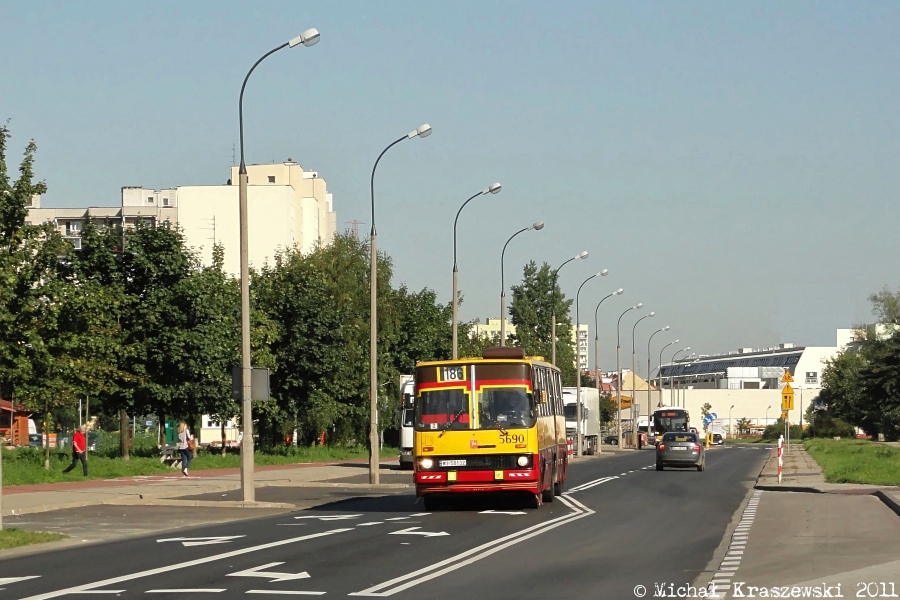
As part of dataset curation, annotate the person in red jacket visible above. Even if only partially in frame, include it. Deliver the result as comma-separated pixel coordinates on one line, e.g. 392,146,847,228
63,425,88,476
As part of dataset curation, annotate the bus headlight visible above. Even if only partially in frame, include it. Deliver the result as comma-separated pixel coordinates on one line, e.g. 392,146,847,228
420,458,434,470
517,456,529,467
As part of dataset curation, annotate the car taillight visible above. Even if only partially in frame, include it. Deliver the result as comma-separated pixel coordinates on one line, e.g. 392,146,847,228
693,444,701,452
658,443,666,451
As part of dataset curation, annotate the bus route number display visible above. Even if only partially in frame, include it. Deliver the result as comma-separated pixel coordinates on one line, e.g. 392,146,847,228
441,366,465,381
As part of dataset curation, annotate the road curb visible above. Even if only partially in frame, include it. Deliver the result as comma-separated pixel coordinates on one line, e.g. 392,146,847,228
105,498,296,509
873,491,900,519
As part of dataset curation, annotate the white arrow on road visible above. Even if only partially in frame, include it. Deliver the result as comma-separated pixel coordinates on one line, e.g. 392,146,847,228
157,535,245,547
294,514,362,521
227,562,311,582
0,577,40,585
389,527,449,538
479,510,526,515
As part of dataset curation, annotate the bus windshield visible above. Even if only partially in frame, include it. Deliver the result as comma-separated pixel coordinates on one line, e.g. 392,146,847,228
416,387,535,430
654,409,689,435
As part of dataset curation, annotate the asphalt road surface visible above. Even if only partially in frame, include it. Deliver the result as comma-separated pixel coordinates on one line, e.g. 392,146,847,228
0,445,768,599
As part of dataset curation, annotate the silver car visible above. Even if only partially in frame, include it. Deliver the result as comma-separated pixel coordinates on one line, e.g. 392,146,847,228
655,432,706,471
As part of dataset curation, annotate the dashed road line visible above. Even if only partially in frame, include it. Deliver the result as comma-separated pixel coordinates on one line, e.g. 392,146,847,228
706,490,763,599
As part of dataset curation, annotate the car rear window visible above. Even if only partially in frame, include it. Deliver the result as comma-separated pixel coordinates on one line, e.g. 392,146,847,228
662,433,697,443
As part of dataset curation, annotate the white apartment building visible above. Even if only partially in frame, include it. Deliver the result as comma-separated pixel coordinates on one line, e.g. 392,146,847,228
574,323,589,372
25,160,337,275
472,318,515,342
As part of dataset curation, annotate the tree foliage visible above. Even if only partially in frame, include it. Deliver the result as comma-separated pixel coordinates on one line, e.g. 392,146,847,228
508,261,576,385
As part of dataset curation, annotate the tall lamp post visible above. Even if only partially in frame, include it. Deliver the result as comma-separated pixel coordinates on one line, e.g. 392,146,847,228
500,222,543,346
729,404,735,437
765,405,771,428
574,270,608,456
452,183,502,359
594,289,624,394
237,28,320,502
616,303,641,448
670,347,690,406
630,312,655,446
551,251,589,366
368,124,432,485
658,339,678,407
646,325,669,433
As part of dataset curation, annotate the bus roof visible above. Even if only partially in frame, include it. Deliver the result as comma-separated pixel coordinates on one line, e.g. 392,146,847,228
415,356,554,369
654,406,688,412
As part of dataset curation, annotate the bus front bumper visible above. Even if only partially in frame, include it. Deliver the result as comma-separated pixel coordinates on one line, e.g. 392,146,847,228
415,468,540,496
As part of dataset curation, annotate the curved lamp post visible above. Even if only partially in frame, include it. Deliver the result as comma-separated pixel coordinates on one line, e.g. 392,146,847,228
657,339,679,407
646,325,669,427
670,347,691,407
368,123,431,484
550,251,588,366
615,303,642,447
452,183,502,359
236,28,319,502
766,405,772,427
574,270,608,456
594,288,623,395
730,404,735,437
630,312,655,445
500,221,543,346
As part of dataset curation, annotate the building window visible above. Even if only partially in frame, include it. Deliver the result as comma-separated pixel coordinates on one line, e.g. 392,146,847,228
147,196,154,203
268,176,276,183
162,198,170,206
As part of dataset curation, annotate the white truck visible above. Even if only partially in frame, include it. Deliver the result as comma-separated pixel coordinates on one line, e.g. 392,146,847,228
562,386,600,455
398,375,415,469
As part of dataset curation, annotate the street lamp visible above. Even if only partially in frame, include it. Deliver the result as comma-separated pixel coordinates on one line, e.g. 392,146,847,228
670,347,690,407
729,404,735,437
574,269,608,456
368,123,432,485
766,405,772,427
616,303,641,448
500,221,543,346
236,28,319,503
630,312,655,446
594,288,624,395
658,339,678,407
646,325,669,434
452,182,502,359
551,251,588,366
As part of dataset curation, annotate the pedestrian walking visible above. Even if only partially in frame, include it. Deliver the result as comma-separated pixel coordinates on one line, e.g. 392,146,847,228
177,421,195,477
62,425,88,476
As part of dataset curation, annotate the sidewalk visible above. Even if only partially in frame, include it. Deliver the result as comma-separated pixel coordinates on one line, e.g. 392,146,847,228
2,459,410,517
709,443,900,598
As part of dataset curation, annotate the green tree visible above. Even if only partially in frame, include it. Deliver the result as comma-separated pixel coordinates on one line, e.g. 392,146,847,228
509,261,576,384
858,333,900,440
869,286,900,325
817,348,876,436
0,125,83,468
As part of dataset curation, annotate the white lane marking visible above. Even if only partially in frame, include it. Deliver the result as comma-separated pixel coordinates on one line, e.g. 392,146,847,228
227,563,310,582
157,536,244,547
146,590,225,593
352,481,602,597
408,513,430,517
71,592,125,595
17,529,354,600
479,510,525,515
384,517,410,521
388,527,449,538
619,472,628,476
246,592,326,596
356,522,383,527
0,577,40,585
565,475,617,493
294,514,361,521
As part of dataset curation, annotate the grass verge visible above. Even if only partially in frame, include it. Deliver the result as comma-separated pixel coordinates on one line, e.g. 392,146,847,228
0,528,66,550
804,438,900,486
2,445,398,487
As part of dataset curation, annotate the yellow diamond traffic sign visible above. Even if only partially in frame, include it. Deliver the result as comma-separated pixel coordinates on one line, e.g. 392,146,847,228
781,383,794,411
781,370,794,383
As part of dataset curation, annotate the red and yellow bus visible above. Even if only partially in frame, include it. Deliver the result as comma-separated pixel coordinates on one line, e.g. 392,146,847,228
413,347,567,509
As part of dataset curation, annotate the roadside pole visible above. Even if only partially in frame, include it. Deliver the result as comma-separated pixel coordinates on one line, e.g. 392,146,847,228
780,371,794,456
777,434,784,483
1,433,4,530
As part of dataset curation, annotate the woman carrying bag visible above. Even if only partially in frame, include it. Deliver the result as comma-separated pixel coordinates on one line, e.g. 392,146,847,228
177,421,195,477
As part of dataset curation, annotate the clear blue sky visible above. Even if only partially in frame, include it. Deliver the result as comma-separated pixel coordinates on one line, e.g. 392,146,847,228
3,1,898,370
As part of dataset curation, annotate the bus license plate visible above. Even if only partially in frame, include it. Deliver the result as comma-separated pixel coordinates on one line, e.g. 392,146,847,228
439,459,466,467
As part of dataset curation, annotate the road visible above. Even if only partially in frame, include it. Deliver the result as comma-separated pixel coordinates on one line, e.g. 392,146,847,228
0,445,768,599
